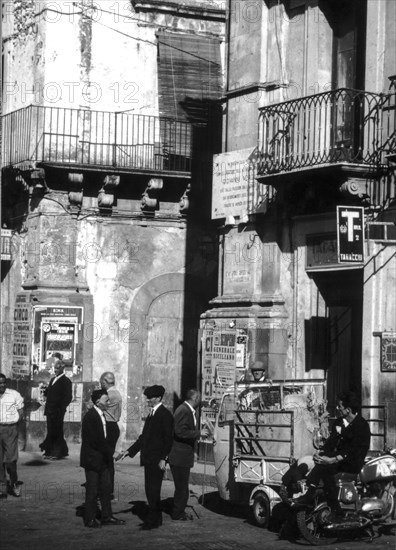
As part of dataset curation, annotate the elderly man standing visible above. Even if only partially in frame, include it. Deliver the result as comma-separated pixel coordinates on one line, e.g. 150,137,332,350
117,385,173,530
100,371,122,498
80,389,125,528
0,373,24,498
39,357,72,460
168,389,208,521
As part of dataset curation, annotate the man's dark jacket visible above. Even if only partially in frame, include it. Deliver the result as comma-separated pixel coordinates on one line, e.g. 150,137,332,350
44,374,72,415
80,407,114,472
127,404,173,465
323,414,371,473
168,402,200,468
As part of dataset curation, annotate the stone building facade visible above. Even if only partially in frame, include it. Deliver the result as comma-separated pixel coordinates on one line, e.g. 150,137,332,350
1,0,225,449
204,0,396,446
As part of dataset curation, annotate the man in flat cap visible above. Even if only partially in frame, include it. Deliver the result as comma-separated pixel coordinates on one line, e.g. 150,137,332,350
238,361,268,410
117,385,173,530
250,361,267,382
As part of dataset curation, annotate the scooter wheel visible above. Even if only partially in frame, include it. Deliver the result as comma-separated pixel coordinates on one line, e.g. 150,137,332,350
296,508,338,546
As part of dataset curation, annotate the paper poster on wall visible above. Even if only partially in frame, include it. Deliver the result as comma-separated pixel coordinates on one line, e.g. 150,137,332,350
200,328,238,441
12,293,33,377
31,305,84,381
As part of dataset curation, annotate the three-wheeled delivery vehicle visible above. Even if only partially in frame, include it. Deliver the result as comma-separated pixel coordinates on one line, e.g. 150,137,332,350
212,378,329,527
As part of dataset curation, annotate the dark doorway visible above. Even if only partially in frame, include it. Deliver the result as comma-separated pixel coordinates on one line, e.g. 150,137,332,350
313,269,363,410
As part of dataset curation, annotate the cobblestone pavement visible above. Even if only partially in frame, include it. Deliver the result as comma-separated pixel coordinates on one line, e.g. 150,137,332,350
1,451,395,550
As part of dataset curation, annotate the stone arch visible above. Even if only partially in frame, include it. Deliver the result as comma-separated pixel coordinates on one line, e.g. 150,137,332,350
126,272,210,440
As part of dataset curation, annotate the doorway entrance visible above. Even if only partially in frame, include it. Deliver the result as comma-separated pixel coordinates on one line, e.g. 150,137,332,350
313,269,363,410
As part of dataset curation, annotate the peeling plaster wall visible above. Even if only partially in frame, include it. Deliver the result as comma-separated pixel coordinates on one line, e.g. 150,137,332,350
1,0,224,451
3,0,224,113
2,0,46,112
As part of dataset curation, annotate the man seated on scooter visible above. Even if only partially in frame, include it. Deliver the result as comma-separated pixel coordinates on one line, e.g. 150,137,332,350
292,391,371,522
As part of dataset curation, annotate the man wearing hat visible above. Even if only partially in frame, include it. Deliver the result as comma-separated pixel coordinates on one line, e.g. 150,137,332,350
238,361,268,409
250,360,267,382
80,389,126,528
117,385,173,530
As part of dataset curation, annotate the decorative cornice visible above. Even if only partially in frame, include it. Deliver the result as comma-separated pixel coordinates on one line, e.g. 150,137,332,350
132,0,226,20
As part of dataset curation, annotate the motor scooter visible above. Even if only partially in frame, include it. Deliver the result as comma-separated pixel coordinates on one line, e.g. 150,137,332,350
288,447,396,545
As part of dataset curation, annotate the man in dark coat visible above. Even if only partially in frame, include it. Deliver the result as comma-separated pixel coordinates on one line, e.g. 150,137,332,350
39,358,72,459
293,391,370,520
168,389,208,520
80,389,125,528
117,385,173,530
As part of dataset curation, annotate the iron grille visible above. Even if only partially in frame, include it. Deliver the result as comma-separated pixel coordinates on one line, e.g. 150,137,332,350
1,105,192,173
257,88,395,176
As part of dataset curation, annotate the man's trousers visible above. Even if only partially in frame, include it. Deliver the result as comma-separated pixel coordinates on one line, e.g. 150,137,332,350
170,464,190,519
144,463,164,526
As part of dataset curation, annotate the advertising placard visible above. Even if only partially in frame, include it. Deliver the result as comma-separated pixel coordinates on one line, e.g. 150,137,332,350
12,293,33,377
32,305,84,379
337,206,365,263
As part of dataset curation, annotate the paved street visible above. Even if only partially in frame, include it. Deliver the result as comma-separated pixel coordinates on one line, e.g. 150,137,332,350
1,451,395,550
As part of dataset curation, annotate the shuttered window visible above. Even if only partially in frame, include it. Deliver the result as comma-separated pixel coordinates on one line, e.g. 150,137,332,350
157,30,222,124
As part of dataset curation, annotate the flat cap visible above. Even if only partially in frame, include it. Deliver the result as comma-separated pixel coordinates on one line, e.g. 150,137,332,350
144,385,165,399
250,360,266,371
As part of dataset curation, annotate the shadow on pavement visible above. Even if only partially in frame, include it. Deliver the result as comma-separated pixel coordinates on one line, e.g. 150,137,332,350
198,490,247,519
23,459,50,467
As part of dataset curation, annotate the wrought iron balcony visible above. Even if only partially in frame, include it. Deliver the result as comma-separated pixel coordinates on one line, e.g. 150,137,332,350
257,88,395,178
1,105,192,175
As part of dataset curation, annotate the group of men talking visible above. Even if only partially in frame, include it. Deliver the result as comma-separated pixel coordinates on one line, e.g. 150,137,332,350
1,356,373,531
81,378,208,529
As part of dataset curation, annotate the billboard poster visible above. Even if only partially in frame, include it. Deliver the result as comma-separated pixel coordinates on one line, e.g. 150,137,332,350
337,206,365,263
200,328,238,440
31,305,84,381
212,330,236,398
12,293,33,377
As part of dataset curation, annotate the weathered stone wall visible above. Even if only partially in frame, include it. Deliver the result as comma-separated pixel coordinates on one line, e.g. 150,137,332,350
2,0,225,113
362,242,396,447
1,0,225,452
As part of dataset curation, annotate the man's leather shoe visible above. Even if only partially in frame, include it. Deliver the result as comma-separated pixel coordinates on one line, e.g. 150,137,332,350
291,485,317,507
101,516,126,526
85,519,101,528
0,492,7,499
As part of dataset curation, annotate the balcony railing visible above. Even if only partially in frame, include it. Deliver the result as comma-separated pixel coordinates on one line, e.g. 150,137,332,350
1,105,192,174
257,88,395,177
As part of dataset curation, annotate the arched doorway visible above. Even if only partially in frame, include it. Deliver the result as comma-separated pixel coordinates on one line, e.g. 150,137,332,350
127,273,208,440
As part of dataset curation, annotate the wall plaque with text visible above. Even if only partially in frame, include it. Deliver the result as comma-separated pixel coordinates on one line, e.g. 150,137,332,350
212,148,256,220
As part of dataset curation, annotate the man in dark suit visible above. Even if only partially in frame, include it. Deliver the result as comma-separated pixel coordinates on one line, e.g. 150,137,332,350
117,385,173,530
39,358,72,459
168,389,208,520
80,389,126,528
